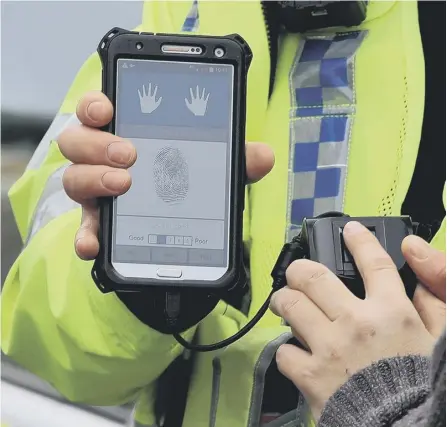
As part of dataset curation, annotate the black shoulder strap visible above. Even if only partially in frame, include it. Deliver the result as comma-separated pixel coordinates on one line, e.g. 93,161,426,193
155,336,198,427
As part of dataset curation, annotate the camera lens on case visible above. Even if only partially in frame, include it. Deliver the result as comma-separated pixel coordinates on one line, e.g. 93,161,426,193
136,42,143,50
214,47,225,58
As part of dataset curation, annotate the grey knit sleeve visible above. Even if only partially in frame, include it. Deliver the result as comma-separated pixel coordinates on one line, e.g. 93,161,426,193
318,331,446,427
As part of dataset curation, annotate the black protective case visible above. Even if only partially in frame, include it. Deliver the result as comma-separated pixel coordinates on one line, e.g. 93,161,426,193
91,28,252,294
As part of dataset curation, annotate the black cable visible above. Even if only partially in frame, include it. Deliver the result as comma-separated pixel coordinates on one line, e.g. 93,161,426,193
172,290,274,352
166,236,306,352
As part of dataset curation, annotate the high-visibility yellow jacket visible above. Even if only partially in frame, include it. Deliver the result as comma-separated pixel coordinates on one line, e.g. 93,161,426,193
2,2,445,427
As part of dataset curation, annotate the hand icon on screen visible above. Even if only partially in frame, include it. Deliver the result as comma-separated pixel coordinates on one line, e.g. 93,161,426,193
185,86,210,117
138,83,162,114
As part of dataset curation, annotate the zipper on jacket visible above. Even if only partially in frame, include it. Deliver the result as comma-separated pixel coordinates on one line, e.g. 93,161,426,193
261,1,280,98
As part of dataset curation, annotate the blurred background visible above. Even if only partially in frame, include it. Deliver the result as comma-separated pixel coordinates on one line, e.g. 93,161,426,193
1,2,143,426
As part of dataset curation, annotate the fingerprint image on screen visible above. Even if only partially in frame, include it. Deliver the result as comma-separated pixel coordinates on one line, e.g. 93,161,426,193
153,146,189,205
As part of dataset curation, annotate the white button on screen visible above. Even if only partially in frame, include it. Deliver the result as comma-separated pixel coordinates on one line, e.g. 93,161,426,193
156,268,183,278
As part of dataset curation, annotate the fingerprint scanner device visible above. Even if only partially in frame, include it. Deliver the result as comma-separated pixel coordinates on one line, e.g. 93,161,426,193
296,214,417,300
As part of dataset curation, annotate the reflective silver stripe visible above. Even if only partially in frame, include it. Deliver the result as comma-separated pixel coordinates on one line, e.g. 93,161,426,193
246,333,293,427
26,113,80,171
24,112,81,243
208,333,293,427
25,164,80,245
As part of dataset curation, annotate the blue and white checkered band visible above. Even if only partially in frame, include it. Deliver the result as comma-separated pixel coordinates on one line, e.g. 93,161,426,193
182,0,200,32
287,31,368,242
